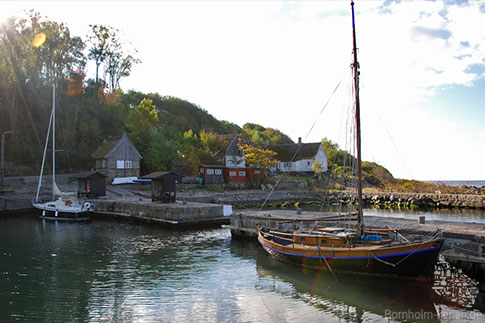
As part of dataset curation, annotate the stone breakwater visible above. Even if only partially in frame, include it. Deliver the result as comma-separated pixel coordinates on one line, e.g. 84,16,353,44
359,192,485,209
179,190,330,206
180,190,485,210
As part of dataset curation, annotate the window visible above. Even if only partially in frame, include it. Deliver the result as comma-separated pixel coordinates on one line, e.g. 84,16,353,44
117,160,125,169
101,159,107,168
284,162,291,167
125,160,133,169
229,171,236,177
215,169,222,175
239,171,246,176
254,170,260,174
207,169,214,175
307,161,310,166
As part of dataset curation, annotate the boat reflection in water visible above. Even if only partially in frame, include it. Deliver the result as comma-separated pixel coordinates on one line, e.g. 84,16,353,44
230,239,483,322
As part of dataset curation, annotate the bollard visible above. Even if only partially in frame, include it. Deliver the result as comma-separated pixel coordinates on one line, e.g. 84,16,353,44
418,216,425,224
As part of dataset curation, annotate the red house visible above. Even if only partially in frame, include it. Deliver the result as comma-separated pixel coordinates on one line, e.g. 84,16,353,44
224,167,265,184
224,168,248,183
246,168,265,184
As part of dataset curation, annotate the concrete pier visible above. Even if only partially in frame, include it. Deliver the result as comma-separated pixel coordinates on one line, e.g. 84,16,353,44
92,199,230,226
227,209,485,276
0,177,231,226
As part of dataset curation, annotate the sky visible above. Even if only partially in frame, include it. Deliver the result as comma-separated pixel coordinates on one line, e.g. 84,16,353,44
1,0,484,181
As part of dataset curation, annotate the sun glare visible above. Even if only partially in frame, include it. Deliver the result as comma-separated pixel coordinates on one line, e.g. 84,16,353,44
32,32,46,48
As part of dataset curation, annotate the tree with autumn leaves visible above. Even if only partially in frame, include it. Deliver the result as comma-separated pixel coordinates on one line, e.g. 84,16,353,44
237,140,279,169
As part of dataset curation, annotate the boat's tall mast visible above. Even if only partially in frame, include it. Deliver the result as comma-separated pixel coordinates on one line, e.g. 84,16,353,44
351,1,364,235
34,86,55,202
52,84,56,200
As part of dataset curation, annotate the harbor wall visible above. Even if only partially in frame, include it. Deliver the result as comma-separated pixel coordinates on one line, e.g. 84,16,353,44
2,185,485,213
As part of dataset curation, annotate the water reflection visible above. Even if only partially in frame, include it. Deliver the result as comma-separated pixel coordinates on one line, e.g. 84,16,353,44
2,215,485,322
289,203,485,224
364,206,485,224
230,238,485,322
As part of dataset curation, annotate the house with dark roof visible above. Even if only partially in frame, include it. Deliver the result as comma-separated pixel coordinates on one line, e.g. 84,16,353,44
141,171,183,203
222,134,246,168
75,171,106,198
91,132,142,182
267,138,328,174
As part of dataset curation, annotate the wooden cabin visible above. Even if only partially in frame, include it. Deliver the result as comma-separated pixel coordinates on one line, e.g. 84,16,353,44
91,132,142,182
141,171,183,203
199,164,225,185
75,171,106,198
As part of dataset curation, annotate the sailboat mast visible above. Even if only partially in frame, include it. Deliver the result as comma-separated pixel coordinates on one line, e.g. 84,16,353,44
52,84,56,200
351,1,364,234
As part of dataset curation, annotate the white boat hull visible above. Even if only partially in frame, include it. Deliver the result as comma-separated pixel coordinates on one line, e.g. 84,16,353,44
33,198,91,221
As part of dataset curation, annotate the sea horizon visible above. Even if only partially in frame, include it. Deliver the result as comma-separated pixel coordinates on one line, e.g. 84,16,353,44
425,180,485,187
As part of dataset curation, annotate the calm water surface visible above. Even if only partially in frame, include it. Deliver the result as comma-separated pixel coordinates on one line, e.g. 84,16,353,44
1,213,485,322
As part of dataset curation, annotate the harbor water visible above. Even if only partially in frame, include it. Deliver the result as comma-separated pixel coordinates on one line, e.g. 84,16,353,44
1,211,485,322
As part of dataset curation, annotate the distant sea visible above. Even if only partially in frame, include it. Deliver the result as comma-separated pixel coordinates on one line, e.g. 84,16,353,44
426,180,485,187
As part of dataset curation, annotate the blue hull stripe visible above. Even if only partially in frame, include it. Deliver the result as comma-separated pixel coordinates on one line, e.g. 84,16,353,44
258,236,438,260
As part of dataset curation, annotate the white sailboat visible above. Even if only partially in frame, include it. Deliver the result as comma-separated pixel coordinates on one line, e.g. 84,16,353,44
32,85,91,220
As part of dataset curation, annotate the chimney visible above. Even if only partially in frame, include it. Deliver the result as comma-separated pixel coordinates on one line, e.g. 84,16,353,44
298,137,302,144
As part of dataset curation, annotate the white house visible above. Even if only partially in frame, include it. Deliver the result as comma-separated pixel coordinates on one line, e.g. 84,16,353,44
268,138,328,174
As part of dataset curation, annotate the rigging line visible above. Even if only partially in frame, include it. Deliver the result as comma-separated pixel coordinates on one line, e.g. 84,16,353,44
303,69,349,142
260,70,348,210
375,113,413,180
359,80,414,180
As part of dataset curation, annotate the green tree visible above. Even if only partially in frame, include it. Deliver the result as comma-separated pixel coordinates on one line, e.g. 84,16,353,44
199,130,231,163
241,123,293,146
144,135,179,172
179,130,203,174
87,24,140,90
87,24,112,83
125,98,159,156
321,137,354,174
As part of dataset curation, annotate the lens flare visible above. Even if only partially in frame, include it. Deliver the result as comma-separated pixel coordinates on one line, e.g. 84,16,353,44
98,86,119,105
32,32,46,48
65,73,84,96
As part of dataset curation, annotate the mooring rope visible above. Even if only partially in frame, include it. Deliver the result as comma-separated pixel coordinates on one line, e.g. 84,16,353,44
317,242,338,282
368,230,442,268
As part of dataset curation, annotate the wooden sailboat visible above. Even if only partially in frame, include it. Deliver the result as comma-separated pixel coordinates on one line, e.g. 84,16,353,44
32,85,91,220
257,1,445,278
